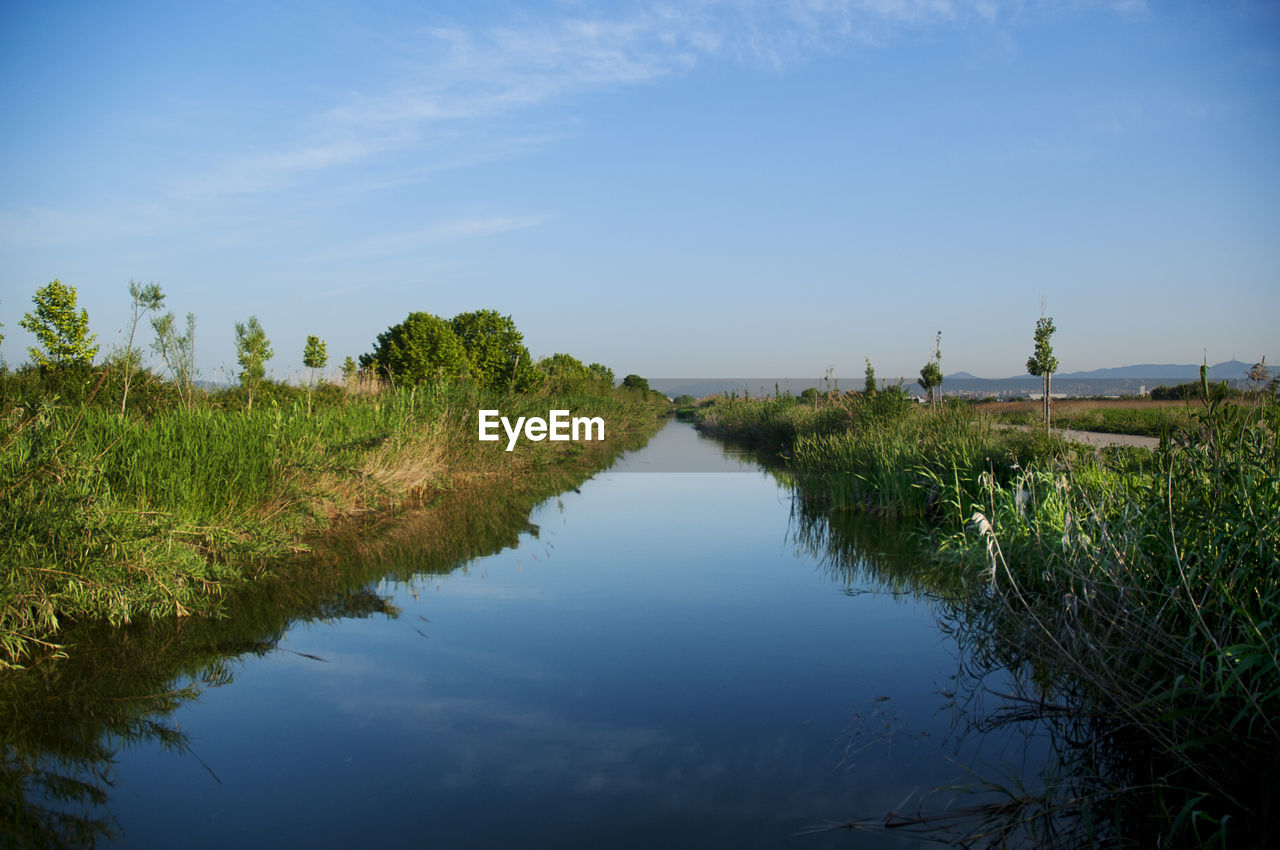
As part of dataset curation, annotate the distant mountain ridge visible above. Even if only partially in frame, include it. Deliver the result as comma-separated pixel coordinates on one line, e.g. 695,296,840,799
651,361,1259,400
946,360,1253,382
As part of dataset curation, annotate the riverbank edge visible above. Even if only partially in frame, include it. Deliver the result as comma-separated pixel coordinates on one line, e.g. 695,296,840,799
690,393,1279,846
1,391,670,669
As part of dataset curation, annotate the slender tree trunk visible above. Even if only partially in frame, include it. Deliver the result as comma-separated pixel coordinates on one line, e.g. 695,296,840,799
120,319,139,416
1042,373,1052,431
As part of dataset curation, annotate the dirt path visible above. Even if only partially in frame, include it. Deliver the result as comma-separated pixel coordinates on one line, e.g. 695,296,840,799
1055,428,1159,450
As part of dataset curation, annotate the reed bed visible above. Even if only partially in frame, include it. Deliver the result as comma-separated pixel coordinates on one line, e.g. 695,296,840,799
0,381,666,668
699,393,1064,518
694,389,1279,845
941,396,1280,846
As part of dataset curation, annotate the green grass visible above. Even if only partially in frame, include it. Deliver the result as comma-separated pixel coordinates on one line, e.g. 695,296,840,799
988,404,1193,437
697,393,1067,519
0,374,668,668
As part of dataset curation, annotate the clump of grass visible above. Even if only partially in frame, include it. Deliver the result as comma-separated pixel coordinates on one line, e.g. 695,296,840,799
787,401,1063,518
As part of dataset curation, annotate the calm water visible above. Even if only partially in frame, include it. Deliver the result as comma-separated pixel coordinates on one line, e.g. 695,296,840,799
9,421,1048,848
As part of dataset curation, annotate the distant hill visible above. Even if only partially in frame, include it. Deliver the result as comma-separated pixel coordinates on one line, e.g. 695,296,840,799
1054,361,1251,381
650,361,1259,400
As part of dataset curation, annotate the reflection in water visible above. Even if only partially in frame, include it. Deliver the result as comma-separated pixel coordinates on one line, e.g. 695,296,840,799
786,487,1131,847
927,586,1152,848
1,431,652,848
0,585,398,848
787,495,965,600
0,422,1103,848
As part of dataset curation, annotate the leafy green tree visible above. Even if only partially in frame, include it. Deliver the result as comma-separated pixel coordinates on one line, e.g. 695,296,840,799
368,312,468,387
918,331,943,410
863,357,877,395
151,311,197,409
536,353,590,394
19,279,99,369
621,374,649,393
1026,315,1059,430
303,335,327,414
120,281,165,415
449,309,535,391
303,335,328,374
234,316,273,412
341,355,357,383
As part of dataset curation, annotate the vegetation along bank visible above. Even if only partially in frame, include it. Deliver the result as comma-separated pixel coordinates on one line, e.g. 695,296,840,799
1,280,669,669
693,366,1278,847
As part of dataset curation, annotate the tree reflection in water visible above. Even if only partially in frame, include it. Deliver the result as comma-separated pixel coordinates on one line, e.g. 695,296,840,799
1,451,629,849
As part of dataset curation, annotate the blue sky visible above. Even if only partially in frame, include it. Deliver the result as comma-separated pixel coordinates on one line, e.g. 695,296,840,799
2,0,1277,383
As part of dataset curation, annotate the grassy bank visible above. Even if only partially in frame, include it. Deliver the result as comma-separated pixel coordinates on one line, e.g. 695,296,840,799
0,395,665,847
695,391,1077,518
694,389,1279,846
1,372,667,668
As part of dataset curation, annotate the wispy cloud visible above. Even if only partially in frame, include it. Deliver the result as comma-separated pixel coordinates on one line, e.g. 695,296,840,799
308,214,547,265
15,1,1154,228
185,1,1027,197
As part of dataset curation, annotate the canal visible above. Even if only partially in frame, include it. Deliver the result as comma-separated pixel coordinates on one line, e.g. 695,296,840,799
4,420,1050,848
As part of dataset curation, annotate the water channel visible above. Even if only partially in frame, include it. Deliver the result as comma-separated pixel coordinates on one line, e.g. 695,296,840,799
4,420,1053,848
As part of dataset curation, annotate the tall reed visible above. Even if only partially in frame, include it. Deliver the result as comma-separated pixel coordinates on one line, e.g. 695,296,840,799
939,394,1280,845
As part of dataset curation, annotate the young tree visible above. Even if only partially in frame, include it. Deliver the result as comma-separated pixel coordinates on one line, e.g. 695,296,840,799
1247,356,1273,396
19,279,99,369
303,335,327,414
863,357,877,395
234,316,273,412
341,356,357,383
918,331,943,410
1026,315,1059,430
152,311,198,409
120,280,165,415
